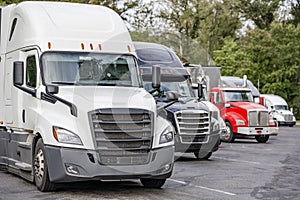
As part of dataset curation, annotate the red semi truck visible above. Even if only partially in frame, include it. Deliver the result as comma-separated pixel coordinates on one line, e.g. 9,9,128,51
210,86,277,143
185,65,277,143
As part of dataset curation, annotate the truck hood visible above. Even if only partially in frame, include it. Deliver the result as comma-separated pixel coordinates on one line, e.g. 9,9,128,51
157,98,209,113
275,109,294,115
56,86,156,113
229,102,267,110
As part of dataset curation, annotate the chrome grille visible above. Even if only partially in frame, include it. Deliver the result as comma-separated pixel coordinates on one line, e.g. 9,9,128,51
284,114,293,122
89,108,152,165
175,110,210,144
248,110,268,127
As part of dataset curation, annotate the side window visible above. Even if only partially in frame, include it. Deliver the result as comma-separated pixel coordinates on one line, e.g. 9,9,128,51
216,92,222,104
210,92,222,104
26,56,37,88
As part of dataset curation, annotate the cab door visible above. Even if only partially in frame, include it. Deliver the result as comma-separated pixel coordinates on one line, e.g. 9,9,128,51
5,49,40,168
210,90,226,117
20,49,40,130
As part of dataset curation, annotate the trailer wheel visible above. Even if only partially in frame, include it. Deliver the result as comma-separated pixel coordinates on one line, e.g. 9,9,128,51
255,135,269,143
34,138,55,192
140,178,166,188
194,151,212,160
223,122,235,143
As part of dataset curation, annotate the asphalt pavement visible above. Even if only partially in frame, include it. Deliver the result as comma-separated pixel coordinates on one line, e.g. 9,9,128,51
0,126,299,200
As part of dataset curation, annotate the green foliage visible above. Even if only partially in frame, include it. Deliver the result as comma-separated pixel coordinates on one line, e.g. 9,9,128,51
288,0,300,27
214,23,300,108
131,0,241,65
232,0,282,30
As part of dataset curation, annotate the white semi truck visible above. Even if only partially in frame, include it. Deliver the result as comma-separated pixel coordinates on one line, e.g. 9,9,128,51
0,2,175,191
260,94,296,127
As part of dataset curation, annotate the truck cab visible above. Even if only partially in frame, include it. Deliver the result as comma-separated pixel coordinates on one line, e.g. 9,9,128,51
210,87,277,143
0,2,174,191
261,94,296,127
134,42,221,159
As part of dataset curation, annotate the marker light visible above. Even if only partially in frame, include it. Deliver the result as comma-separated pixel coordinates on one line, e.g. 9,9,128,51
98,44,102,50
48,42,51,49
81,43,85,50
90,43,93,50
127,45,131,52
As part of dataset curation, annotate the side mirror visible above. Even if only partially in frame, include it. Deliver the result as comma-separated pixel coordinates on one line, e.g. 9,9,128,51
152,65,161,90
157,91,180,113
290,107,293,113
13,61,24,86
198,83,203,99
46,85,59,94
166,91,180,101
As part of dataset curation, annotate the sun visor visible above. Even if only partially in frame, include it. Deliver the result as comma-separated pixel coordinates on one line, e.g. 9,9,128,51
140,65,189,82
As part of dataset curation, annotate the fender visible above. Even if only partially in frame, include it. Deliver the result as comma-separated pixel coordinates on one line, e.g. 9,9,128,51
223,111,247,133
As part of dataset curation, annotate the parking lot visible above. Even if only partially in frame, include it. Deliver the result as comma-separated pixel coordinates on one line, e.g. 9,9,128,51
0,126,299,200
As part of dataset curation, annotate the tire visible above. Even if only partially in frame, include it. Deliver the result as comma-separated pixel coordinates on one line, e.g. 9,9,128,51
289,125,294,127
255,135,269,143
223,122,235,143
194,151,212,160
34,138,55,192
140,178,166,188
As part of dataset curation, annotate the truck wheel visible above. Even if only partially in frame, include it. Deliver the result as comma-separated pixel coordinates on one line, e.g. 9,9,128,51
194,152,212,160
140,178,166,188
223,122,235,143
255,135,269,143
34,138,55,192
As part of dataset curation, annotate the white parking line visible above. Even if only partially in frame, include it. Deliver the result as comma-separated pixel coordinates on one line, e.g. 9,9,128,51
194,185,236,196
213,156,261,165
168,179,236,196
169,178,188,185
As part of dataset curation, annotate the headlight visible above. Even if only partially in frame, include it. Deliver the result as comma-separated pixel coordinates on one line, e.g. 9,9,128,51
53,126,83,145
210,110,219,121
159,126,174,144
235,119,245,125
210,110,220,132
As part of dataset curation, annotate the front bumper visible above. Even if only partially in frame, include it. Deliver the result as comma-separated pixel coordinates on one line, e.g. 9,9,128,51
45,145,174,183
277,121,296,126
237,127,276,136
174,130,220,153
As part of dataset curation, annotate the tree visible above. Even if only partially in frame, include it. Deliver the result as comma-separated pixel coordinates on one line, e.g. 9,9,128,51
232,0,282,30
214,23,300,108
289,0,300,27
130,0,241,65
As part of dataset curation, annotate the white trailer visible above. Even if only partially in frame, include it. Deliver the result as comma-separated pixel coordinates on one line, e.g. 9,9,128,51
0,2,174,191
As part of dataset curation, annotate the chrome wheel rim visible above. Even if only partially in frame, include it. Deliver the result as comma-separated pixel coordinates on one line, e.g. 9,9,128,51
34,149,45,182
224,125,231,141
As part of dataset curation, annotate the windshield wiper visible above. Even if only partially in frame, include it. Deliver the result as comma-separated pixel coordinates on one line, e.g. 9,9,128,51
97,83,117,86
51,81,77,85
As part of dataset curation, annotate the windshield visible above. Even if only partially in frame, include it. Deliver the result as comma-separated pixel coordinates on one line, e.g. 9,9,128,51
274,105,288,110
41,52,142,87
144,79,195,98
223,91,253,102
